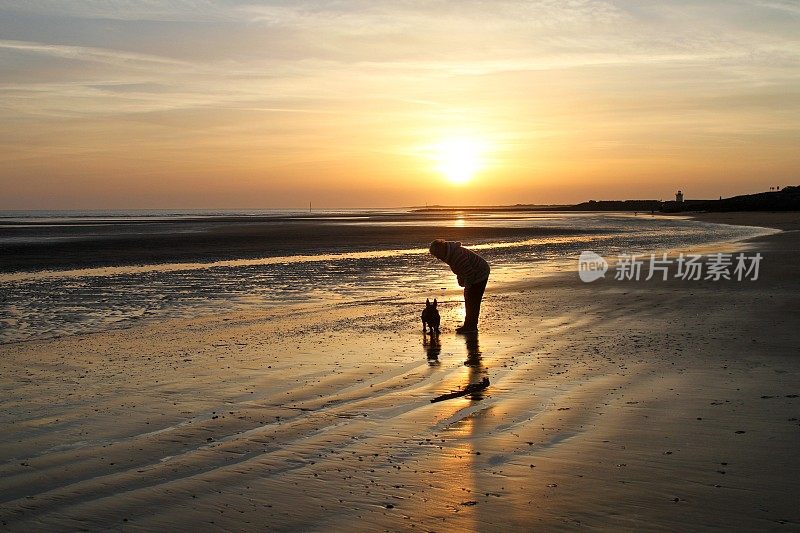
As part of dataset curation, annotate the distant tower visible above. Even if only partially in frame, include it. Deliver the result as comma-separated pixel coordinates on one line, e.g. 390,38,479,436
675,190,684,203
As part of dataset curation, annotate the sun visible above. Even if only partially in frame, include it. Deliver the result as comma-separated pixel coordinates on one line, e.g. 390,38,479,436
434,137,485,185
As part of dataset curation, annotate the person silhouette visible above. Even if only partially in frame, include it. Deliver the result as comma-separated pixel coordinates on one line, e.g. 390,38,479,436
429,239,490,333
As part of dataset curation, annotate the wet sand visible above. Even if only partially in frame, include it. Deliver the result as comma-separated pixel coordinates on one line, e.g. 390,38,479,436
0,214,596,272
684,210,800,231
1,212,799,530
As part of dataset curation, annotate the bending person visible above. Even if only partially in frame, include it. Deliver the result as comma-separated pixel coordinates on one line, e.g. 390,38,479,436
429,239,490,333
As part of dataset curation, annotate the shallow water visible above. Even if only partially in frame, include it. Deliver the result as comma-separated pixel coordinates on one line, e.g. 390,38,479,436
0,210,772,344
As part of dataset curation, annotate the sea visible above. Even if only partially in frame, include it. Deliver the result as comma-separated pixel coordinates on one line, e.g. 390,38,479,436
0,209,773,344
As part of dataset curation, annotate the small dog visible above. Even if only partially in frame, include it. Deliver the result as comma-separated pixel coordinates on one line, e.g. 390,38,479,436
421,298,440,334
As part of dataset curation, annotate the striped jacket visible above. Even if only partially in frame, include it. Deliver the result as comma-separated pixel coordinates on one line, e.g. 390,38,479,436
444,241,490,287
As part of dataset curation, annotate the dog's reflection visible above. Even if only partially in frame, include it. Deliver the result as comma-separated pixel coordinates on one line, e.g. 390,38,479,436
423,331,441,365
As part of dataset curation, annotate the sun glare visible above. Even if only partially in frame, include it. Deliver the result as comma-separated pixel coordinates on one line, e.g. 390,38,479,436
434,137,485,185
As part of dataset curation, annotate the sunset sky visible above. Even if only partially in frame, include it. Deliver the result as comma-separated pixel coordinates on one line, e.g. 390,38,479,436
1,1,798,209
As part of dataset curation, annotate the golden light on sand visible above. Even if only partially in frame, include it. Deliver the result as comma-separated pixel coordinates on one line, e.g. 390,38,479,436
434,137,486,185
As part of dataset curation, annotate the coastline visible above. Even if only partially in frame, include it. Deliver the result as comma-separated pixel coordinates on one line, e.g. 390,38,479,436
683,210,800,232
1,212,798,530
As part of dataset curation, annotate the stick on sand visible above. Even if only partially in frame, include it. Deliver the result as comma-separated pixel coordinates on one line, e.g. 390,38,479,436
431,377,490,403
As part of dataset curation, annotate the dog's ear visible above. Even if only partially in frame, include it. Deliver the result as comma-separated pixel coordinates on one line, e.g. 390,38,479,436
433,298,438,307
426,298,431,306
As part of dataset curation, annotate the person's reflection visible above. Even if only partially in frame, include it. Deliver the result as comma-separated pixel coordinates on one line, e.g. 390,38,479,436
463,332,487,400
423,331,441,366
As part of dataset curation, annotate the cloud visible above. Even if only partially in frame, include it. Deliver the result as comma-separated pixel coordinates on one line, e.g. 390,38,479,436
0,0,238,22
0,39,187,68
0,0,798,208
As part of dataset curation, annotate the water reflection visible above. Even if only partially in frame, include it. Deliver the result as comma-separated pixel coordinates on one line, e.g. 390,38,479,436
422,331,441,366
463,332,487,400
1,213,769,344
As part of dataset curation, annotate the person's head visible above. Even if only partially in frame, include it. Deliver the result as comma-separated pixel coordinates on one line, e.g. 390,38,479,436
429,239,447,261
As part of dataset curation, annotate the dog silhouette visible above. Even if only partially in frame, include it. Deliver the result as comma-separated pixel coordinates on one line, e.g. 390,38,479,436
421,298,440,334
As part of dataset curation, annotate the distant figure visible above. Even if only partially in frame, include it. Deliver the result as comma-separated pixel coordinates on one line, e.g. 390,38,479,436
429,240,490,333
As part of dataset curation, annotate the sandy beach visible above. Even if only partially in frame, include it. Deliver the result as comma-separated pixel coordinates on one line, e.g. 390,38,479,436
1,212,799,531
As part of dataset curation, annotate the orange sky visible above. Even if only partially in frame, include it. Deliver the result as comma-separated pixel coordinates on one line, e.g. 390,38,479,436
1,1,798,209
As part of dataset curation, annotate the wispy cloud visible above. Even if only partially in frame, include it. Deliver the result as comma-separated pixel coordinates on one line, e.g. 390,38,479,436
0,39,188,68
0,0,238,22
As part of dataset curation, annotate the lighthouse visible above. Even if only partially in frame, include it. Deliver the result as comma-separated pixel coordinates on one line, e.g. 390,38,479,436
675,190,684,203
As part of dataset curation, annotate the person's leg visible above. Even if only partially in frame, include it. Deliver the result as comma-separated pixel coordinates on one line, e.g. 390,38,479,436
469,278,487,327
462,278,488,330
462,285,474,329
